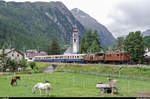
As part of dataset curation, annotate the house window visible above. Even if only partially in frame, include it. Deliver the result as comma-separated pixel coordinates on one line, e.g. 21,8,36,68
12,54,14,57
17,54,19,57
74,39,76,42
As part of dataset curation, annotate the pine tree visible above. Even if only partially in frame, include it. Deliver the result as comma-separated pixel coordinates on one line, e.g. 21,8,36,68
90,40,100,52
79,29,101,53
116,37,125,51
46,38,62,55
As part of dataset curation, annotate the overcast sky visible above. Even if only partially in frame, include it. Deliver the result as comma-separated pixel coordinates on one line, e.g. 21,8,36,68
4,0,150,38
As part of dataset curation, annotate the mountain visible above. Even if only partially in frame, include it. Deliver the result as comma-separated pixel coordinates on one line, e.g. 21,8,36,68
0,1,86,51
71,8,116,47
142,29,150,37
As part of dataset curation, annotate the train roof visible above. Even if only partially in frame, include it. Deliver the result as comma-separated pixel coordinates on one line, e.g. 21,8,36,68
34,54,86,57
105,51,128,54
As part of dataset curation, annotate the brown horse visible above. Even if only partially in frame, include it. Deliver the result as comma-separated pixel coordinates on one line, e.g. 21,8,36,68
10,76,20,86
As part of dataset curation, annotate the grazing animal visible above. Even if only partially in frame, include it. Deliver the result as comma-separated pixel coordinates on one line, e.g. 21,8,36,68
32,82,51,96
10,76,20,86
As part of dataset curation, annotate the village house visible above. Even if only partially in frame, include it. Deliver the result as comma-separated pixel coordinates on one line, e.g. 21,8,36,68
24,49,47,61
0,48,24,61
144,48,150,64
144,48,150,56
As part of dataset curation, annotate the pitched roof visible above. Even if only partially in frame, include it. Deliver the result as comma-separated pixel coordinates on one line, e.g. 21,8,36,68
0,49,11,54
0,49,24,56
25,51,47,58
64,46,73,55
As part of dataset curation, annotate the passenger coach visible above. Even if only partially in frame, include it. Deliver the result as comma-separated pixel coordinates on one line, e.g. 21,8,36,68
34,54,86,63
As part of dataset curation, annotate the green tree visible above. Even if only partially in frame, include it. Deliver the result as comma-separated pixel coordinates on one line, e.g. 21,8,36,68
18,58,27,69
29,61,36,70
124,31,145,64
0,45,9,71
46,38,62,55
79,29,101,53
116,37,125,51
79,36,86,53
143,35,150,48
89,40,101,52
9,59,18,72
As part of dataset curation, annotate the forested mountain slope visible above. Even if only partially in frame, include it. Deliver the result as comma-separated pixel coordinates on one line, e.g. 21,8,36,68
0,1,86,51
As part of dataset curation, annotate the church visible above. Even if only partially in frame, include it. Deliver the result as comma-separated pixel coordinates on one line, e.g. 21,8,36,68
64,25,79,55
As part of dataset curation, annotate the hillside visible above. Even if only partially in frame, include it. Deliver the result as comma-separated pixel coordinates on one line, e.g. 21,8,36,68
55,64,150,80
142,29,150,37
144,35,150,48
71,8,116,47
0,1,86,51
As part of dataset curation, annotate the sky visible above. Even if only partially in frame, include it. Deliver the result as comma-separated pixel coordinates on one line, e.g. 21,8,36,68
4,0,150,38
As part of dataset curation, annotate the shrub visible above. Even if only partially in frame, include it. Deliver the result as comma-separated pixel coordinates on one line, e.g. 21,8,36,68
29,62,36,70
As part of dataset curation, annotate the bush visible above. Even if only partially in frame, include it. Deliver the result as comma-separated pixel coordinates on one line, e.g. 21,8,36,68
29,62,36,70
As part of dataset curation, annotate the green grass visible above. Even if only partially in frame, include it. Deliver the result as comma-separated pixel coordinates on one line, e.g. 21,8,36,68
55,64,150,80
25,62,50,73
0,72,150,97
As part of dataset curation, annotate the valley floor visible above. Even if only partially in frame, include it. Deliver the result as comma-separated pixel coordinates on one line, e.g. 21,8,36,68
0,72,150,97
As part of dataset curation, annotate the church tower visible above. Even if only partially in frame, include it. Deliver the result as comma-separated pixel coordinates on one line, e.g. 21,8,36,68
72,25,79,54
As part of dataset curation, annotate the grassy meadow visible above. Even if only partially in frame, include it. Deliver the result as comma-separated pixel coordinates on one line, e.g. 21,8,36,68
0,71,150,97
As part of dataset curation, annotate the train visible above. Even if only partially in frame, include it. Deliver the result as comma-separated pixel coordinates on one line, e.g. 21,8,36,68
33,51,131,64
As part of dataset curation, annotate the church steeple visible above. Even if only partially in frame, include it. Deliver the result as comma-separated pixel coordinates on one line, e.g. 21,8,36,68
72,25,79,54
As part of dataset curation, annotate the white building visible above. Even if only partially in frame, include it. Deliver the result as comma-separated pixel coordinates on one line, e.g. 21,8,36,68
64,25,79,54
0,49,24,61
24,50,47,61
144,48,150,56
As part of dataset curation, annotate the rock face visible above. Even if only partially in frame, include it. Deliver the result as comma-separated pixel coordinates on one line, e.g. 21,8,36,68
0,1,86,50
71,8,116,47
142,29,150,37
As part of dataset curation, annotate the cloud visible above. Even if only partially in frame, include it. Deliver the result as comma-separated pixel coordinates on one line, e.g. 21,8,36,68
107,0,150,38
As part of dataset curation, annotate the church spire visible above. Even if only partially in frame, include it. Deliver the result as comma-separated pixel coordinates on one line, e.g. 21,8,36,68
72,24,79,54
